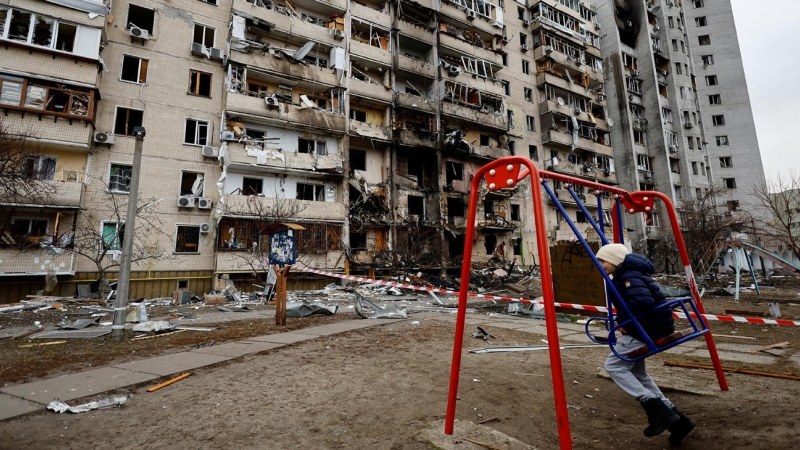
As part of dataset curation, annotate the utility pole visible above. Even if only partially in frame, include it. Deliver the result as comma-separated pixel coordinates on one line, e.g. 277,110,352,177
111,127,146,342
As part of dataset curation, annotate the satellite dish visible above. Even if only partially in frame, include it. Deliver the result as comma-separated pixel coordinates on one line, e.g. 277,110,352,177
607,118,615,127
557,97,565,106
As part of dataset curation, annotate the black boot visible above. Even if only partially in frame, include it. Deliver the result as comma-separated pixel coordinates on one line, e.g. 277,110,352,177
668,407,696,446
640,398,680,437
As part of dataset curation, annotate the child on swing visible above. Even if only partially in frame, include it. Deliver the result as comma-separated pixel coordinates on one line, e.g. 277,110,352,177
595,243,696,446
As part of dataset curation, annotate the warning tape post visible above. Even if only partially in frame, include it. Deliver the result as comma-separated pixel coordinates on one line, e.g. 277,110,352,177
294,265,800,328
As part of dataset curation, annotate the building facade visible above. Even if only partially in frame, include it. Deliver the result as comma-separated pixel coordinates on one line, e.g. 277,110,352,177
1,0,621,300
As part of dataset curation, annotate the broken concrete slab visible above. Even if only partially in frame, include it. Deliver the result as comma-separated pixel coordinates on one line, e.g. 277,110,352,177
0,367,158,404
419,419,536,450
0,394,42,421
192,341,284,358
113,352,232,376
246,332,318,344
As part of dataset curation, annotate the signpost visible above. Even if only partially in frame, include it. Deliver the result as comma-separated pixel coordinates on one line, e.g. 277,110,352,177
265,224,304,326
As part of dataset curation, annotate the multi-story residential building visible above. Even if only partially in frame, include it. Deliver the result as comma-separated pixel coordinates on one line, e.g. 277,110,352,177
683,0,765,216
0,0,618,301
592,0,715,255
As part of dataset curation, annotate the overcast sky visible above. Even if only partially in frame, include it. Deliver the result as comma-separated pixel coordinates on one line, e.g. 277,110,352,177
730,0,800,180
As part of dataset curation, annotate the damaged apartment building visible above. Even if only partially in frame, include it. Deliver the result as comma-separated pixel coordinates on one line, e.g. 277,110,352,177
0,0,621,299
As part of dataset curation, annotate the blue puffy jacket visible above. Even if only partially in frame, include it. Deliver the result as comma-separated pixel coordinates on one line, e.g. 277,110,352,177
609,253,674,342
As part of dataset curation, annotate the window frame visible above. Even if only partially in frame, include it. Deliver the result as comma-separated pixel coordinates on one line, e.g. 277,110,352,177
709,94,721,105
174,224,201,254
192,22,215,48
101,221,125,252
298,138,327,155
296,182,325,201
712,115,725,126
705,75,718,86
113,106,145,136
698,35,711,46
188,69,212,97
120,54,148,85
183,118,211,146
108,162,133,193
715,135,729,146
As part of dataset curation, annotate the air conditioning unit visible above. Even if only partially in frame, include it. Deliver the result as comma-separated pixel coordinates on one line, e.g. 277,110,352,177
574,107,582,115
448,66,461,76
523,19,531,27
178,196,196,208
94,131,115,145
129,26,150,40
596,94,606,101
684,122,694,129
593,21,601,30
200,223,211,233
202,145,219,158
643,172,652,180
191,42,206,56
466,10,476,20
501,36,510,44
669,145,678,153
265,96,280,108
654,24,660,31
220,131,235,141
333,29,345,40
209,47,225,61
520,44,529,52
197,198,213,209
631,69,639,77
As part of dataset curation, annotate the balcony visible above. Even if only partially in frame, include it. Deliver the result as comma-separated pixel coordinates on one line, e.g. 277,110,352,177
350,2,392,28
538,100,608,131
398,20,434,42
533,45,604,86
441,102,508,131
396,129,438,149
225,92,347,134
536,71,590,93
471,144,507,160
396,93,437,113
438,33,502,67
438,2,503,36
224,195,346,220
0,180,85,209
542,129,612,156
350,121,392,141
350,40,393,65
401,0,434,10
2,46,100,87
232,0,342,47
397,55,437,78
0,249,76,276
349,78,393,103
1,113,93,151
225,141,344,173
228,52,342,88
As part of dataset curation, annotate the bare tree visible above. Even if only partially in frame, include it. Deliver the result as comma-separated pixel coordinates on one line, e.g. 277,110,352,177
753,171,800,258
68,176,171,302
0,118,57,236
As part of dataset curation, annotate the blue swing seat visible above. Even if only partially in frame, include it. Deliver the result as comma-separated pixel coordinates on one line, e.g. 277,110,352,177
584,296,710,362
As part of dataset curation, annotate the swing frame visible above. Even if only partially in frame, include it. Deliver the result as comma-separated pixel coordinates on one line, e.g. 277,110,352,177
444,156,728,450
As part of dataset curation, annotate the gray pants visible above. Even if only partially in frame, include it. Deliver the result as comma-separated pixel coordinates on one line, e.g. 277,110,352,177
604,334,674,408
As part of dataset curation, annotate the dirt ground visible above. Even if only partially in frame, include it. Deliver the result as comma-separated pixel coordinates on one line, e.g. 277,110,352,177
1,276,800,449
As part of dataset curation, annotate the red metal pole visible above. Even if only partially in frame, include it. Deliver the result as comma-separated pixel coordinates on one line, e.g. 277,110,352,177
647,192,729,391
444,162,484,434
529,168,573,450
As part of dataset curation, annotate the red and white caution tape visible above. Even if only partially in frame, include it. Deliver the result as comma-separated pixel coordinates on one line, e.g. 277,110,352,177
294,265,800,327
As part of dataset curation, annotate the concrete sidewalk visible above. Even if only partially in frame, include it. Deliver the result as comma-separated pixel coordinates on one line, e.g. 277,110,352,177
0,319,399,422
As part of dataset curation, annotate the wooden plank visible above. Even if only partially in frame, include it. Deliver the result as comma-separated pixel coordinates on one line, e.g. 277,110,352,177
19,340,67,348
664,361,800,381
749,341,790,354
463,438,506,450
147,372,191,392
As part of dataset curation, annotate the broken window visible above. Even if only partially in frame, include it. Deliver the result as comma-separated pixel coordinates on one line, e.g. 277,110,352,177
723,178,736,189
727,200,740,211
691,161,698,175
31,14,54,47
695,16,707,26
523,87,532,102
526,115,535,131
447,197,464,220
109,163,132,193
102,222,124,251
502,80,510,95
511,238,521,256
705,75,718,86
645,212,660,227
298,138,326,155
701,54,714,66
7,9,32,42
114,107,144,136
350,150,366,171
715,135,729,146
180,171,204,196
189,70,212,97
510,204,520,221
719,157,732,168
669,158,680,174
121,55,148,84
688,136,694,149
674,62,682,75
241,177,263,195
636,154,652,172
698,35,710,46
483,235,497,255
175,225,201,253
350,109,367,122
446,161,463,184
634,130,646,145
22,155,56,180
709,94,721,105
712,115,725,126
193,23,215,48
127,4,155,34
528,145,538,161
350,232,367,250
521,60,530,75
297,183,324,201
479,135,490,146
483,200,494,218
10,218,48,242
408,196,425,217
184,119,210,145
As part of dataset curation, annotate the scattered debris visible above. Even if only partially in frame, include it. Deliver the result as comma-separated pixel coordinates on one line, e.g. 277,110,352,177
285,301,338,318
477,417,499,425
472,326,495,341
218,305,251,313
749,341,790,355
57,317,100,330
47,395,130,413
147,373,191,392
130,330,188,341
174,326,218,332
29,330,111,339
19,340,67,348
132,321,176,333
354,292,407,319
664,361,800,381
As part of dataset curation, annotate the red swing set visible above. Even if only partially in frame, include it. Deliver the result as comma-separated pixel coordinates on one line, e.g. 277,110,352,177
444,156,728,449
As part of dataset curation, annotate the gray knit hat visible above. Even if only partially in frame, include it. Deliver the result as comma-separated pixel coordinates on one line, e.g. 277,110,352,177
596,243,630,267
